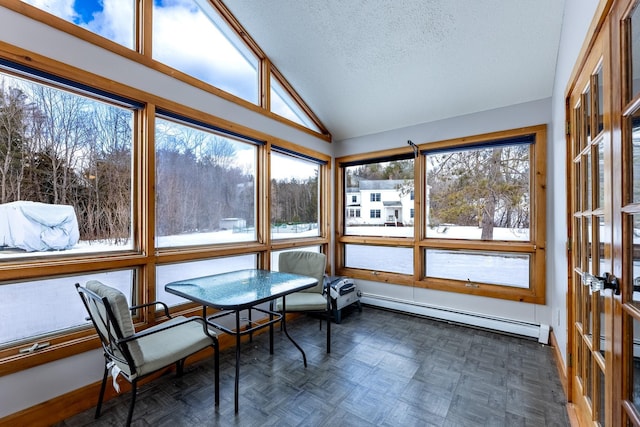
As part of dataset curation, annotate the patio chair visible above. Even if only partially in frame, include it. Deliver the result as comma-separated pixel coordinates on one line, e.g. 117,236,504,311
272,251,331,353
76,280,219,426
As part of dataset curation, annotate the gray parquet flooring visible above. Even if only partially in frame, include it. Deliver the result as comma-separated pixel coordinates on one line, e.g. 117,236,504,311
57,306,569,426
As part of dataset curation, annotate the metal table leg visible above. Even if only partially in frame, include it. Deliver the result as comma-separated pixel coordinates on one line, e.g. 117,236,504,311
234,310,241,413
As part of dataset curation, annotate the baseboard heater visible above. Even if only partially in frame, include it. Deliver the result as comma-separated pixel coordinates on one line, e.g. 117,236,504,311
360,293,550,344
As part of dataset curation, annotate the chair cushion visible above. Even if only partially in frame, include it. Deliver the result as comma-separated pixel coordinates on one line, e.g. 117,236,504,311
278,251,326,293
85,280,144,365
120,316,214,378
274,292,327,312
86,280,135,338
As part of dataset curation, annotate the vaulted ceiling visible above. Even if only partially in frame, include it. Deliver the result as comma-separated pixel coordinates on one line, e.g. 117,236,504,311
224,1,566,141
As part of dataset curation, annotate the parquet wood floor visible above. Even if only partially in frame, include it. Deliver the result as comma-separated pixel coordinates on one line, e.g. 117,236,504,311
57,306,569,426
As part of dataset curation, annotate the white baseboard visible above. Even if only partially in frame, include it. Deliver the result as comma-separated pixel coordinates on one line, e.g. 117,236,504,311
361,293,548,343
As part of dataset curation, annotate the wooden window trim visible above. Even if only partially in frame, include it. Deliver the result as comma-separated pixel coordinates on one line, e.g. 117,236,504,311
335,125,547,304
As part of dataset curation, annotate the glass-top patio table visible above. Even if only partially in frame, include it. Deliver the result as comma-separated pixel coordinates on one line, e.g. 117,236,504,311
165,269,317,413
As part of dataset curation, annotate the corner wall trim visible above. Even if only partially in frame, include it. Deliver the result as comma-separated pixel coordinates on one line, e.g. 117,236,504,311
360,293,544,340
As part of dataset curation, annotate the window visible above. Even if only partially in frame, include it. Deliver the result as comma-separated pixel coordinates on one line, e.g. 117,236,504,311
270,148,322,240
156,255,257,307
0,66,136,260
336,126,546,303
21,0,135,48
342,157,415,238
270,73,321,132
155,112,258,247
0,270,134,348
426,140,531,241
152,0,259,104
347,208,360,218
351,195,357,203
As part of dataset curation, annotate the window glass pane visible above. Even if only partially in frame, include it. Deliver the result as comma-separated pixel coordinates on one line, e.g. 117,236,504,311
344,159,414,238
631,214,640,303
584,89,592,143
155,117,256,247
156,255,256,307
596,67,604,135
270,151,320,240
271,246,321,270
21,0,135,48
631,111,640,203
152,0,258,104
345,244,412,274
270,76,320,132
586,149,593,211
426,143,530,241
425,249,530,288
0,269,134,347
632,316,640,412
597,141,604,209
631,4,640,101
0,72,134,260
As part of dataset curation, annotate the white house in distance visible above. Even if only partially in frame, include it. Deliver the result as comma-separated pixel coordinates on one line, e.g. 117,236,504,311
346,179,414,226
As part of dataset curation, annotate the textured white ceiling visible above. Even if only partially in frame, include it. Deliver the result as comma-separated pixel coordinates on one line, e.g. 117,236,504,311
224,1,566,141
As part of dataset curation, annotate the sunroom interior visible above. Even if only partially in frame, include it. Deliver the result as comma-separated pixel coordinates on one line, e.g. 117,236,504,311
0,0,630,425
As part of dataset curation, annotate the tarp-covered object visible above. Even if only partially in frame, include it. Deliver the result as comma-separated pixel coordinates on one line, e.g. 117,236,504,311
0,201,80,252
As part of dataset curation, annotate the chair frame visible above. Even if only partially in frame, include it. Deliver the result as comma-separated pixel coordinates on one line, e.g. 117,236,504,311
272,252,331,353
76,283,219,426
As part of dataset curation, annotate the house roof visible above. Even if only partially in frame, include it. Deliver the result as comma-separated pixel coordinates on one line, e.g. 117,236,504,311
359,179,407,190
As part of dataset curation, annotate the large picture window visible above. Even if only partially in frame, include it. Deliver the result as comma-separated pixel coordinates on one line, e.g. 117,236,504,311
336,126,546,303
270,149,321,240
155,113,258,248
0,67,136,260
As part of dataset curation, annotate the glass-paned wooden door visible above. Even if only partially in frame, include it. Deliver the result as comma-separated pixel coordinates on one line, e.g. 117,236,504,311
569,22,612,427
620,2,640,425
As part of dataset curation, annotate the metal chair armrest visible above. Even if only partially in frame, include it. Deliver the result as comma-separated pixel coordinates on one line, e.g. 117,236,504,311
129,301,171,318
119,316,216,343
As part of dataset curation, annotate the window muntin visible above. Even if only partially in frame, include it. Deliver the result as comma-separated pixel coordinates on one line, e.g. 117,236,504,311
270,149,320,240
0,71,135,260
270,75,320,132
21,0,135,48
0,269,134,348
425,249,530,288
155,115,257,248
345,244,413,275
156,255,257,307
426,141,531,241
152,0,259,104
343,158,414,238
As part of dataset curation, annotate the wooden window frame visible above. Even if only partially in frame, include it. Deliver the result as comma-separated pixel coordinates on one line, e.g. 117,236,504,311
335,125,547,304
0,43,330,375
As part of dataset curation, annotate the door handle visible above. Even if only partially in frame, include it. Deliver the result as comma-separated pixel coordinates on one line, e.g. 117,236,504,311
582,272,620,295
